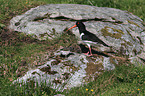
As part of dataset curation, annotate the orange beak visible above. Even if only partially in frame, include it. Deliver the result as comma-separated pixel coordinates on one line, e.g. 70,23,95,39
66,24,77,31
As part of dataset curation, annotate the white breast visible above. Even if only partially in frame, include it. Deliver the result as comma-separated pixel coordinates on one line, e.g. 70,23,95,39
80,33,84,39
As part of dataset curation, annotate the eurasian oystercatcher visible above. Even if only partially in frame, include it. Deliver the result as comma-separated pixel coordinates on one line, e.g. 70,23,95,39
67,21,109,56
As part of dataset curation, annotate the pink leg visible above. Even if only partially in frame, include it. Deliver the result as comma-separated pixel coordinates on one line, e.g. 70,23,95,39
83,47,92,56
88,47,93,56
83,51,89,55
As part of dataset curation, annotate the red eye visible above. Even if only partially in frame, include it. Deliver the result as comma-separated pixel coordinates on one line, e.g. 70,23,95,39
77,22,79,24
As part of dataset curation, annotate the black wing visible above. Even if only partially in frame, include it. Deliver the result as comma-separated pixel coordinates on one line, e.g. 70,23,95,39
82,31,109,47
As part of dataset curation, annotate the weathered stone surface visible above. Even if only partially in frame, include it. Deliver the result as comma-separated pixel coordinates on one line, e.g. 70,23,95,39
11,4,145,92
13,49,115,91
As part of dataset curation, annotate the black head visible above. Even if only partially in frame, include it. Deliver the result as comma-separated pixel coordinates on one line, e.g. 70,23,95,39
67,21,86,32
76,21,85,28
76,21,86,31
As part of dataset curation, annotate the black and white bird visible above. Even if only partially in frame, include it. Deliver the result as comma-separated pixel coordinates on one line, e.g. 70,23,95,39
67,21,109,56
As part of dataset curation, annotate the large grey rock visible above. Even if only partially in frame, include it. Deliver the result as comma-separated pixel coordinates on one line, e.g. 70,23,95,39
11,4,145,92
9,4,145,58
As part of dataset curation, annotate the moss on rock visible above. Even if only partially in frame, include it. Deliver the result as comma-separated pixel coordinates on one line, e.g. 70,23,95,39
101,26,124,39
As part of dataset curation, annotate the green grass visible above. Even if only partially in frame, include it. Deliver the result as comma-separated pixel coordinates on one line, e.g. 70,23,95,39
63,64,145,96
0,0,145,95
